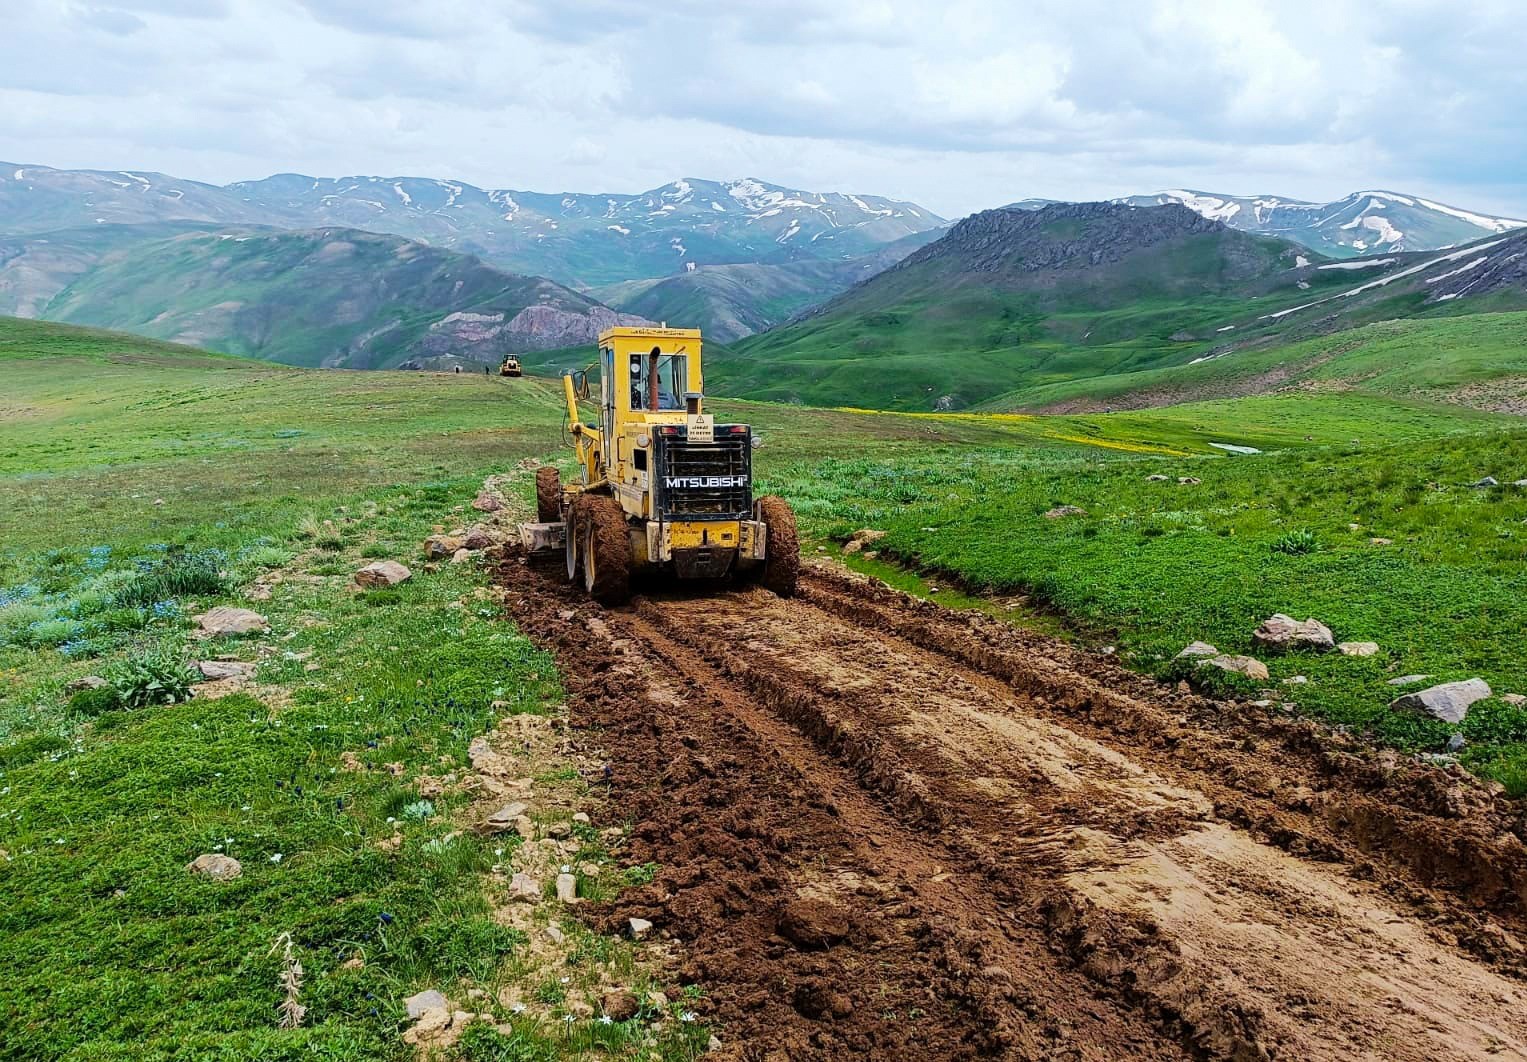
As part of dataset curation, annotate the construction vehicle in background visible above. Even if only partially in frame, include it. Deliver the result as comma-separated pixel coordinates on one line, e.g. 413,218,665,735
519,326,798,604
499,354,523,377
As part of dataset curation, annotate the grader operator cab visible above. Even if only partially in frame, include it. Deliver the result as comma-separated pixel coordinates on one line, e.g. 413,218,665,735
499,354,522,378
520,326,798,604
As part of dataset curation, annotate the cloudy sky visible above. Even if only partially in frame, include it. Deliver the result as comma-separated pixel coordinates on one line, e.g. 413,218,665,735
2,0,1524,218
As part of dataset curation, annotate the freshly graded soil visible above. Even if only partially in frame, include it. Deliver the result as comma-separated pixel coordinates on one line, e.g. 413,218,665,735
498,555,1527,1061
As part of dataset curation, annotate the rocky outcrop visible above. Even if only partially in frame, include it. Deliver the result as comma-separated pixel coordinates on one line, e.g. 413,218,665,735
420,302,649,357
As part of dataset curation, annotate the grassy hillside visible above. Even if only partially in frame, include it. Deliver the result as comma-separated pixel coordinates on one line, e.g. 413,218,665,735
718,204,1527,412
981,312,1527,413
5,316,1527,1057
37,228,637,369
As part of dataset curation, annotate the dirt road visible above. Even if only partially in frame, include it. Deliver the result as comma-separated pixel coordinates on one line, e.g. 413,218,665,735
498,557,1527,1061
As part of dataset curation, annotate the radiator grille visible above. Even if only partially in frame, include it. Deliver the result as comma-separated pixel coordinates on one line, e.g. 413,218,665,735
655,432,752,519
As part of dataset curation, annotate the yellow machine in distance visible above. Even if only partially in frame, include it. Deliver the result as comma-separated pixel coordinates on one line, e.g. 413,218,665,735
520,326,798,603
499,354,522,377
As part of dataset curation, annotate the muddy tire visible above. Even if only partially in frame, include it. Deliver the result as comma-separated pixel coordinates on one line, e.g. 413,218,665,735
578,494,631,605
535,466,562,523
754,495,800,597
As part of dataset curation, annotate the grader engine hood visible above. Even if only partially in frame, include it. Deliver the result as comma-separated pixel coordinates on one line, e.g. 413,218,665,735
652,424,753,521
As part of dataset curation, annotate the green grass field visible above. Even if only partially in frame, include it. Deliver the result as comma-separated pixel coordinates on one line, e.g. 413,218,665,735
4,315,1527,1058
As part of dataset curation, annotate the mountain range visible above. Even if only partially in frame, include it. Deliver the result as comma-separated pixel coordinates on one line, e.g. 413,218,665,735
0,164,943,288
1012,189,1524,259
713,201,1527,410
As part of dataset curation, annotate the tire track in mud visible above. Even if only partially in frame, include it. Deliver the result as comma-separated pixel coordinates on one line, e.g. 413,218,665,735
498,555,1527,1061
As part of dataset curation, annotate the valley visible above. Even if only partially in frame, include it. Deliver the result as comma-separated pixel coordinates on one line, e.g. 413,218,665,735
5,316,1527,1060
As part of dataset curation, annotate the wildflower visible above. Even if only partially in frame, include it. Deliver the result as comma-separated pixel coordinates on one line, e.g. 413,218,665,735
680,1011,696,1023
598,1015,613,1025
150,600,181,619
563,1015,576,1024
378,911,394,925
85,546,111,572
270,853,283,864
58,639,91,659
510,1003,526,1014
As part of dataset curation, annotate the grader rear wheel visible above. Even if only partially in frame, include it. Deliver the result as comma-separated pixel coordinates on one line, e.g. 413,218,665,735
577,495,631,605
754,495,800,597
535,466,562,523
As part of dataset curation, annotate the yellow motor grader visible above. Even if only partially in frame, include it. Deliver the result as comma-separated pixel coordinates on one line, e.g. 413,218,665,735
499,354,523,377
520,326,798,604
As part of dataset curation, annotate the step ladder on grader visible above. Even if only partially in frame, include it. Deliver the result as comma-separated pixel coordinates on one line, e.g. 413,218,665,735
519,326,798,604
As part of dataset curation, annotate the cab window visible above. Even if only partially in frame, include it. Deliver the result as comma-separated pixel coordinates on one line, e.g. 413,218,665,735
628,350,687,411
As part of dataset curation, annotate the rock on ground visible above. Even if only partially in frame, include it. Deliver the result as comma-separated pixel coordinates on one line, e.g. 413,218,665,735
1176,641,1219,659
1044,505,1086,519
462,527,495,551
355,560,411,588
195,660,256,681
1389,679,1492,724
1200,655,1270,682
841,529,887,555
1338,641,1380,658
555,872,578,903
65,675,108,693
628,917,653,939
423,535,463,559
1388,674,1432,687
405,989,449,1020
472,491,503,512
1503,693,1527,707
186,853,242,881
193,607,268,636
1253,614,1335,653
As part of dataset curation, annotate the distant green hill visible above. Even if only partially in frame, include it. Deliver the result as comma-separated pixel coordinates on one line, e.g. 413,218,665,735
32,226,644,369
715,202,1527,411
980,311,1527,414
591,229,942,342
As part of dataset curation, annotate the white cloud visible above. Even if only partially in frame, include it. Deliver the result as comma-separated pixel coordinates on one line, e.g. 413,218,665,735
0,0,1522,218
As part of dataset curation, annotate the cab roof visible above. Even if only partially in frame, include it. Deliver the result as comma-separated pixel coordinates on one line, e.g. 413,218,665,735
597,326,703,344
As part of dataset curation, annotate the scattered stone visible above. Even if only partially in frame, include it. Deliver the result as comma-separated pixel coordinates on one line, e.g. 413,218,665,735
1390,678,1492,724
628,917,653,939
508,872,540,901
462,527,495,551
1447,733,1468,752
1177,476,1201,485
423,534,463,560
1503,693,1527,707
485,802,529,830
471,491,503,512
354,560,411,588
341,957,365,971
451,548,473,564
1369,537,1393,546
1253,614,1335,654
1337,641,1380,658
1176,641,1219,659
543,924,565,945
1420,753,1460,768
602,989,639,1022
1387,674,1432,687
1043,505,1086,519
841,529,887,555
1146,474,1170,482
513,816,535,840
195,660,256,681
571,812,591,825
1200,654,1270,682
1515,480,1527,488
405,989,450,1020
186,853,242,881
1283,675,1308,686
555,872,578,903
1473,477,1499,488
193,606,268,636
65,675,109,693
